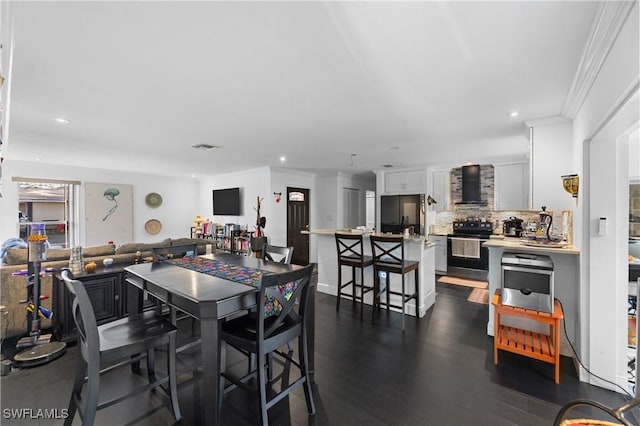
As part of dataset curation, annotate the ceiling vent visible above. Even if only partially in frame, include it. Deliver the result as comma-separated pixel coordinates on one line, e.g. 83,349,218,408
382,164,394,168
191,144,221,150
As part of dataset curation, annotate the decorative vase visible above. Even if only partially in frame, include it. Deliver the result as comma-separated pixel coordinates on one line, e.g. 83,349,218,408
69,246,84,275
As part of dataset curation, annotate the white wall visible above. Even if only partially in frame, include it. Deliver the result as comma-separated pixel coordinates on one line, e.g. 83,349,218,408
315,174,338,229
1,160,200,245
270,168,316,247
572,2,639,390
197,166,317,249
629,128,640,180
530,119,575,211
197,167,271,234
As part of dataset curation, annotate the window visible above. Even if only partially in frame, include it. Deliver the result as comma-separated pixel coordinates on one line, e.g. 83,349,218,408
14,177,80,248
289,191,305,202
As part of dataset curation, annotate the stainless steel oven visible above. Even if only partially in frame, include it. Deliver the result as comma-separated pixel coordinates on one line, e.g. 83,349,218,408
447,219,493,272
501,253,554,313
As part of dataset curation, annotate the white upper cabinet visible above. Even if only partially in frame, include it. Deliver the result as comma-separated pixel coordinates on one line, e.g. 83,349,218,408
384,170,426,194
494,163,529,210
431,169,450,212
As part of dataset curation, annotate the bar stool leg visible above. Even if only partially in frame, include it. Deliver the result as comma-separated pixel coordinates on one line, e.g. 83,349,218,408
401,273,406,332
415,268,420,320
372,269,379,324
352,266,357,305
336,263,342,312
386,273,391,312
360,266,365,320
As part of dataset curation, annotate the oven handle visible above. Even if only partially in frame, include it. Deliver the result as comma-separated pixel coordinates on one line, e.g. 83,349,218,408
501,264,554,274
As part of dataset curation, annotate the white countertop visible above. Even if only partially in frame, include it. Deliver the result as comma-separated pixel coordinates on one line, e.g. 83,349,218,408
303,229,433,246
483,237,580,255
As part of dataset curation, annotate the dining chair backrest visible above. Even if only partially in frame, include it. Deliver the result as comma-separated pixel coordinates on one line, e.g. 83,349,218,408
61,269,99,363
261,244,294,264
369,234,406,267
256,264,313,340
220,263,316,425
152,243,198,262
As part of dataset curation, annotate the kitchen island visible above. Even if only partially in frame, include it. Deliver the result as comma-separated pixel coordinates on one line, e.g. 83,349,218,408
484,237,580,358
305,229,436,317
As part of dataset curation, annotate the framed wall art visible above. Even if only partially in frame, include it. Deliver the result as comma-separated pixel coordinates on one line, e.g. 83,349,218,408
85,182,133,246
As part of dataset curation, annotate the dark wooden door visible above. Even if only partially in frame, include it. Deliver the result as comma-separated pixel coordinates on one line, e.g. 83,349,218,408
287,187,310,265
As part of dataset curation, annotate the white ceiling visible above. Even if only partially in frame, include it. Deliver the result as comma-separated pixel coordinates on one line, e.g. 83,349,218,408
4,1,600,178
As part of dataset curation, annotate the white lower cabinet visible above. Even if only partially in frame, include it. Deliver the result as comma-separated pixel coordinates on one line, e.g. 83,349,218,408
429,235,447,274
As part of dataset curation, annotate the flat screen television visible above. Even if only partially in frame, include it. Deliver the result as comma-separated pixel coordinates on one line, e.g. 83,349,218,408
212,187,241,216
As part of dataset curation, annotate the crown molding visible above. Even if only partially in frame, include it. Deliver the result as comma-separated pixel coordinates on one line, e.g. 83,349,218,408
561,1,636,118
524,115,569,128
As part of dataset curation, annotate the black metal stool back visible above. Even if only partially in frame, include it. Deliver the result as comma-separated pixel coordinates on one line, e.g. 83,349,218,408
369,235,420,332
335,233,374,319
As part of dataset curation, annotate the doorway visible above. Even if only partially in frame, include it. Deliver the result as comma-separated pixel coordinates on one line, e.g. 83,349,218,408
342,187,360,229
586,88,639,395
286,187,310,265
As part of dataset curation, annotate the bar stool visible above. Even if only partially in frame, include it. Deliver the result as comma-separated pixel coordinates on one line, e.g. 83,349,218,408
369,234,420,332
335,233,374,319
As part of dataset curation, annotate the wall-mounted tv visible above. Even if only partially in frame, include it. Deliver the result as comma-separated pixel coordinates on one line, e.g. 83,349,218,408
213,187,241,216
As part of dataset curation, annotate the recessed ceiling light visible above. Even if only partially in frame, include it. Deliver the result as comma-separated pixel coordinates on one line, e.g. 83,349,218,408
280,156,286,163
54,118,70,124
34,157,41,161
507,111,519,118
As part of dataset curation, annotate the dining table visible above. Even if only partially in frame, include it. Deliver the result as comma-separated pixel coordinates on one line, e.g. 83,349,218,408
124,252,317,426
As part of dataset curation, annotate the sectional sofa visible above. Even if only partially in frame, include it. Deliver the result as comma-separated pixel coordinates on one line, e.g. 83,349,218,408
0,238,210,339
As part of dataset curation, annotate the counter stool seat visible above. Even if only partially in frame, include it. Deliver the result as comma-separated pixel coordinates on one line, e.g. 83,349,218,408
370,235,420,332
335,233,374,319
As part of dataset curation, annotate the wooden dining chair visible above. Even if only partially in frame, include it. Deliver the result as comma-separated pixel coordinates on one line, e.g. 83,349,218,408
261,244,294,264
60,269,181,425
553,395,640,426
335,233,374,319
219,264,316,426
369,234,420,332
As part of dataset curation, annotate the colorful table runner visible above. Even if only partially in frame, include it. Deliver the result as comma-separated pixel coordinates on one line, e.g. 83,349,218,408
170,256,269,287
170,256,296,317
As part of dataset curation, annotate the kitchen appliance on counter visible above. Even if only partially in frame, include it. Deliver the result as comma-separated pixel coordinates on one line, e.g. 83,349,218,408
447,218,493,279
501,253,554,313
503,217,524,237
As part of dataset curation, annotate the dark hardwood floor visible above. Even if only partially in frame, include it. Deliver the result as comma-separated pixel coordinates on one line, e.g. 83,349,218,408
1,282,636,425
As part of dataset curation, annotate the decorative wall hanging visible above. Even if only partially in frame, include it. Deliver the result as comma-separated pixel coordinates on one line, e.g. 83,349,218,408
145,219,162,235
145,192,163,208
85,183,133,246
561,174,579,198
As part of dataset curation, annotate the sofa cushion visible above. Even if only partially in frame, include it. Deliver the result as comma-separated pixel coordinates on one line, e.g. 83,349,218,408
83,244,115,257
45,248,72,261
5,249,28,265
171,238,211,255
115,238,171,254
